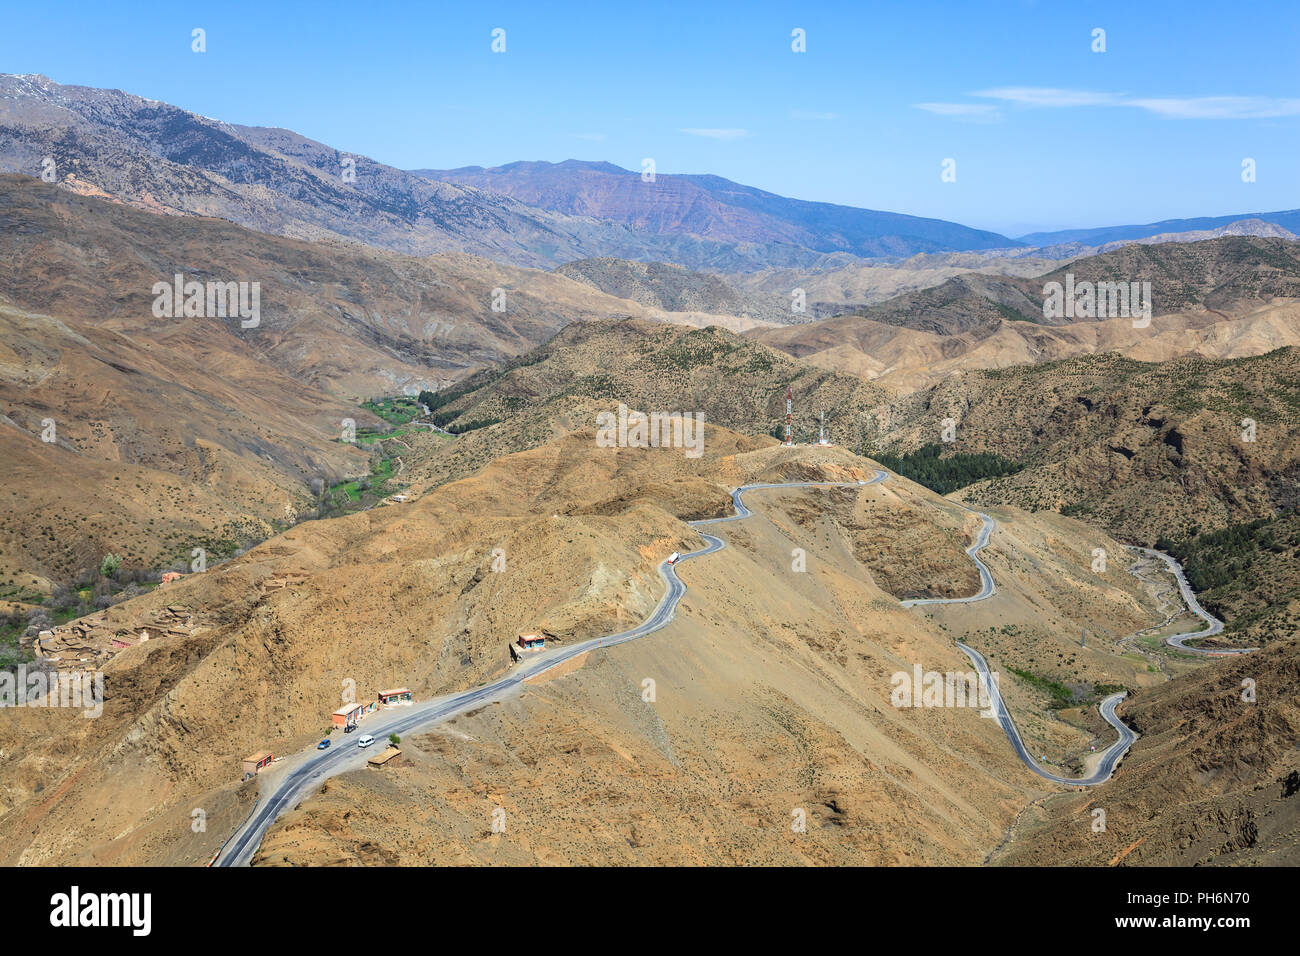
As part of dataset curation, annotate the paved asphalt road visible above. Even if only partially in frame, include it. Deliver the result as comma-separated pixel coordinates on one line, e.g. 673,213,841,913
1130,547,1258,655
957,642,1136,786
216,472,887,865
897,501,1137,786
217,469,1259,862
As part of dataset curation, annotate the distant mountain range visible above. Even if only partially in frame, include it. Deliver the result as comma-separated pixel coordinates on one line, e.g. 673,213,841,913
0,74,645,269
5,74,1299,278
412,159,1018,259
1020,211,1300,247
0,74,1019,272
553,257,791,324
846,235,1300,333
752,236,1300,390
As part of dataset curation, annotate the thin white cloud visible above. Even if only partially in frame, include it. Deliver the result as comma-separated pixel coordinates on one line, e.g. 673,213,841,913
1127,96,1300,119
915,102,1002,121
679,127,750,140
970,86,1300,119
973,87,1123,108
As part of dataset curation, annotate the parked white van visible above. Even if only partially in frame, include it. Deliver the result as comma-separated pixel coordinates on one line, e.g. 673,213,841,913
357,735,375,748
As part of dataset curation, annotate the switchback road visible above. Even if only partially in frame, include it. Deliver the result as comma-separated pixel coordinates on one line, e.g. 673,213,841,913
957,642,1135,786
1130,547,1257,655
898,501,1136,785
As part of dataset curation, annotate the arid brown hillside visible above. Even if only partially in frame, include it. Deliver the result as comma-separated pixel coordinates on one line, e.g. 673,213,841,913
0,426,1161,866
407,319,891,448
751,236,1300,392
250,458,1164,866
844,236,1300,332
732,221,1299,325
0,300,369,591
731,250,1063,320
871,349,1300,644
406,332,1300,651
0,175,728,393
756,297,1300,393
879,349,1300,542
0,178,789,589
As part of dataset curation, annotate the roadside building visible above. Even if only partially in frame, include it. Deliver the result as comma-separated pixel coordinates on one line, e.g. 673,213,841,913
332,699,378,727
333,702,362,728
241,752,273,776
378,687,412,706
517,633,546,653
367,746,402,768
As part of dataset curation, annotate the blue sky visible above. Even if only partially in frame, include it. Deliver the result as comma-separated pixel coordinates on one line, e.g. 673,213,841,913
4,0,1298,235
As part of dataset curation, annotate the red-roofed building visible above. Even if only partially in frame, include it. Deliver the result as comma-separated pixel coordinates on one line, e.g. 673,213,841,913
332,699,378,727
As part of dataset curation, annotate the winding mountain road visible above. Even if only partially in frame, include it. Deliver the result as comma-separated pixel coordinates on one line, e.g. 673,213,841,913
216,472,887,865
1129,547,1257,655
217,468,1254,863
895,498,1136,785
957,642,1135,786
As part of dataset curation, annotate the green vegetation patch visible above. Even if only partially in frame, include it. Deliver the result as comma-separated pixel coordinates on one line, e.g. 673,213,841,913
876,443,1023,494
363,396,422,426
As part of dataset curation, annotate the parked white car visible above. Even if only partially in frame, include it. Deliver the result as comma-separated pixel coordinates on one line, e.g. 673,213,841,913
357,735,375,748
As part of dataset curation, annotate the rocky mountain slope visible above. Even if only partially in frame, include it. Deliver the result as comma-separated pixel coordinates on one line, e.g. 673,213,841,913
752,237,1300,390
871,349,1300,646
0,428,1160,865
845,236,1300,333
399,319,890,456
731,251,1064,320
0,177,781,591
725,221,1299,324
0,175,719,392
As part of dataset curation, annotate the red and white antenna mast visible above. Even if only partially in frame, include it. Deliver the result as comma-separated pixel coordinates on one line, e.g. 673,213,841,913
785,384,793,445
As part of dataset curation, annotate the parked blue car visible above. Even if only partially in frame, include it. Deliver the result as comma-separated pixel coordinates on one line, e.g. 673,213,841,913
317,739,331,750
